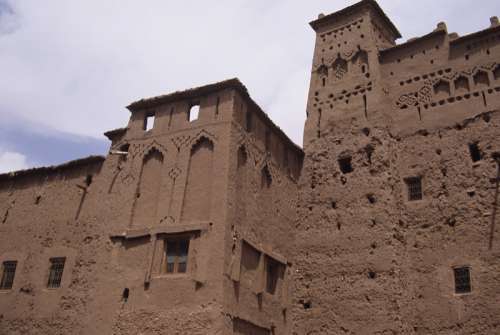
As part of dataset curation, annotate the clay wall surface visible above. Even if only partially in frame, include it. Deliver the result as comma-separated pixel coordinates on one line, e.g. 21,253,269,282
221,91,302,334
0,159,104,334
293,0,500,334
0,80,302,335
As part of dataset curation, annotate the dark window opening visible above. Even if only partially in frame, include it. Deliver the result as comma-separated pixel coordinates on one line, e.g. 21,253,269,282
405,177,422,201
165,237,190,274
122,287,130,301
322,77,326,87
299,300,312,309
85,175,93,187
189,104,200,122
47,257,66,288
266,257,285,294
338,156,353,174
144,113,155,131
0,261,17,290
266,257,282,295
246,111,253,132
454,267,471,294
468,143,482,162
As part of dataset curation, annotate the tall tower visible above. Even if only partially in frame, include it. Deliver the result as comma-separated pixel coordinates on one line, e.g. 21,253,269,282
293,0,500,334
293,1,407,333
303,0,400,147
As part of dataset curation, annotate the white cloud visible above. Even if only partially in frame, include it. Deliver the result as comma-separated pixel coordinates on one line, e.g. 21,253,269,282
0,149,28,173
0,0,498,148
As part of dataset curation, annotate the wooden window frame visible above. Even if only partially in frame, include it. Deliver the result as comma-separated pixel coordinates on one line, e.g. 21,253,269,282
47,257,66,289
161,235,191,275
0,261,17,290
454,266,472,294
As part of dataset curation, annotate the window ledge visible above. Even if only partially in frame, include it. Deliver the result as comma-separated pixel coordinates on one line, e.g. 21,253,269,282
152,273,190,280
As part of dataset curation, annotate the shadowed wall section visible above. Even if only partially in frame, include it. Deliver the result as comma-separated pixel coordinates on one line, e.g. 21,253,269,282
132,148,164,228
182,138,214,222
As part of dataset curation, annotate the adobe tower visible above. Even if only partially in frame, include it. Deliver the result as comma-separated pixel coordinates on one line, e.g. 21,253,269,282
292,0,500,334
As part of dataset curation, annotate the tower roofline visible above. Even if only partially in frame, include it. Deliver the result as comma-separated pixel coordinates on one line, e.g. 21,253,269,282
309,0,401,39
126,78,304,154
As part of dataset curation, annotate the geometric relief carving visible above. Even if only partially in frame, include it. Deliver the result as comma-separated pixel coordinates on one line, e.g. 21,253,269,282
171,135,191,151
473,70,490,88
433,79,451,100
317,64,328,77
352,49,369,74
333,56,348,80
417,85,432,105
454,76,470,94
168,167,181,180
396,93,418,109
396,63,498,109
494,64,500,80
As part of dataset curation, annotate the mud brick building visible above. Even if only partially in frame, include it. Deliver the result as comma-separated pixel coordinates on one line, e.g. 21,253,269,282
1,1,500,334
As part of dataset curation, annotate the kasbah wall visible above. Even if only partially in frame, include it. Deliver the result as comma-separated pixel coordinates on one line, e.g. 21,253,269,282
0,0,499,334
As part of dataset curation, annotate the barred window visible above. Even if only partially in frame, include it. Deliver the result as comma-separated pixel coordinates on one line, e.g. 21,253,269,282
0,261,17,290
47,257,66,288
165,238,190,274
405,177,422,201
454,267,471,294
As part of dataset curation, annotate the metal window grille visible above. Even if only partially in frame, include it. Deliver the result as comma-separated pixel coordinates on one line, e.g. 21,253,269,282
47,257,66,288
406,177,422,201
454,267,471,294
0,261,17,290
165,238,189,274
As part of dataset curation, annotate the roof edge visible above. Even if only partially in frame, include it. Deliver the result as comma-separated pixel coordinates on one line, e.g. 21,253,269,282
0,155,105,183
310,0,401,38
126,78,303,154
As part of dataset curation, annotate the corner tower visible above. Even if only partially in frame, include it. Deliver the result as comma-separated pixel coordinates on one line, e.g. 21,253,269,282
294,0,500,334
304,0,401,146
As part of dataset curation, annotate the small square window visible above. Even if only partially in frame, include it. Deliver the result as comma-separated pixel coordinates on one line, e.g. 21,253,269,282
0,261,17,290
405,177,422,201
144,113,155,131
338,156,353,174
47,257,66,288
164,237,190,274
454,267,471,294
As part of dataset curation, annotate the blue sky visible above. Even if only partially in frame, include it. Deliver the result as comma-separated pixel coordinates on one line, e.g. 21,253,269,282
0,0,499,173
